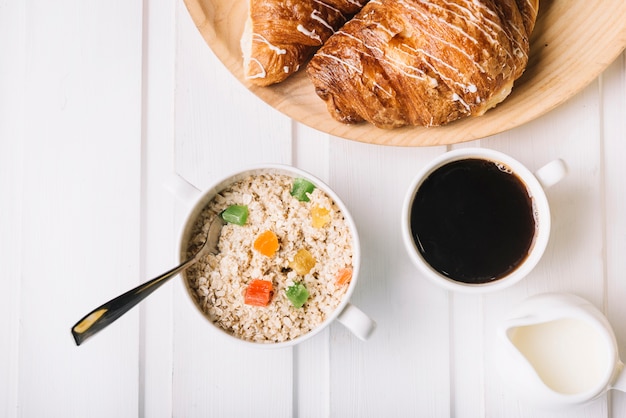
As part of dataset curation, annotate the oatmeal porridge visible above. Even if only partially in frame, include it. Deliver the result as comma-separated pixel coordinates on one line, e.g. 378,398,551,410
184,172,354,343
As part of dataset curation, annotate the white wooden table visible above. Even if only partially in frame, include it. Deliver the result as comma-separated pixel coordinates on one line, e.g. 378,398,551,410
2,1,626,417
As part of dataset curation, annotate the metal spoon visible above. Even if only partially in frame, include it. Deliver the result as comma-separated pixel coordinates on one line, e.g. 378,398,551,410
71,216,225,346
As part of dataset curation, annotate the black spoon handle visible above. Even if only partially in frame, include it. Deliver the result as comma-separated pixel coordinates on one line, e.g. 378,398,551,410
71,257,195,346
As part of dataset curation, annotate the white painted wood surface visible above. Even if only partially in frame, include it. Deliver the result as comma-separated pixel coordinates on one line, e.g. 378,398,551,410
2,0,625,416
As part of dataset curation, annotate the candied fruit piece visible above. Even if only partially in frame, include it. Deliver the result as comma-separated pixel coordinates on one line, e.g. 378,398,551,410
311,205,331,228
289,249,316,275
254,230,279,257
285,282,309,308
291,178,316,202
335,267,353,286
221,205,248,225
244,279,273,306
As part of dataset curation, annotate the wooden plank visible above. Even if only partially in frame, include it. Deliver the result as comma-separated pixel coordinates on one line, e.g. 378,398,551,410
603,52,626,415
139,0,178,416
448,292,486,418
327,140,451,416
12,0,144,416
172,2,294,416
0,2,26,416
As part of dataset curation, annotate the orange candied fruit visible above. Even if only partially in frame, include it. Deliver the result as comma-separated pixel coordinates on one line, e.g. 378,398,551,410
335,267,353,286
253,230,279,257
311,205,331,228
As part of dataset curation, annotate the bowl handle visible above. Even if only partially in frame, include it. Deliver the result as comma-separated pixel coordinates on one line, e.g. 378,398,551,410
163,173,202,207
336,303,376,341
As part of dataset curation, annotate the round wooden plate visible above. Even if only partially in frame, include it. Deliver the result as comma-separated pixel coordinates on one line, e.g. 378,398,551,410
183,0,626,146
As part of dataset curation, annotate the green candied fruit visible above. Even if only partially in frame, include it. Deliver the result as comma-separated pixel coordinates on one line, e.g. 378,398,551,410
290,178,316,202
220,205,249,225
285,282,309,308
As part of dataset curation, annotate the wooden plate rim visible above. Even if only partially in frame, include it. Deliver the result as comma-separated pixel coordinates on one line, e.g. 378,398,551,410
183,0,626,146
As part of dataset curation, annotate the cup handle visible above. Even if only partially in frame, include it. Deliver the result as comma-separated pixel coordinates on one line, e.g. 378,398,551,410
534,159,568,189
163,173,202,206
336,303,376,341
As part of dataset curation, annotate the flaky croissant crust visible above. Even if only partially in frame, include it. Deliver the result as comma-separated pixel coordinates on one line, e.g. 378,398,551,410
307,0,539,128
242,0,367,86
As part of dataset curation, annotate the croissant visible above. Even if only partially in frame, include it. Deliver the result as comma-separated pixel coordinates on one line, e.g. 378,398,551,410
241,0,368,86
306,0,539,128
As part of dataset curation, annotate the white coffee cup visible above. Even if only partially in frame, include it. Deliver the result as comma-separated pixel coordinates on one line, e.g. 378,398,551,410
173,164,376,348
401,148,567,293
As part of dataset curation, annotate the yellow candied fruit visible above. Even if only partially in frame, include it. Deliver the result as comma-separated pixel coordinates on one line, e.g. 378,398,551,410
311,205,331,228
289,249,317,275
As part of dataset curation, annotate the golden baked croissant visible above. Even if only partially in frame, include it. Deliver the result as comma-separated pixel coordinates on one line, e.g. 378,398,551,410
241,0,368,86
306,0,539,128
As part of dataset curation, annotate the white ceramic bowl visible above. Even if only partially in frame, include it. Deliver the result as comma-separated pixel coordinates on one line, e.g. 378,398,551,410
179,164,375,348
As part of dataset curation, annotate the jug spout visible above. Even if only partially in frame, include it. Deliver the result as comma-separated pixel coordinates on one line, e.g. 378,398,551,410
496,320,551,397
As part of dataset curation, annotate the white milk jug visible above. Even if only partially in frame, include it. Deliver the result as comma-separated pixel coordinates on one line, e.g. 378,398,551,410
495,293,626,409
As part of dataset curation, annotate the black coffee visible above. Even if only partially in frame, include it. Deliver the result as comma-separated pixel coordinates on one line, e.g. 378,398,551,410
410,158,536,284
